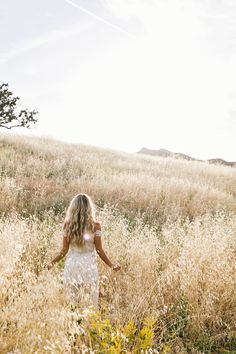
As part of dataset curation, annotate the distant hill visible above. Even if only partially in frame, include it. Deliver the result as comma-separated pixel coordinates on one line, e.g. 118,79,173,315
137,147,236,167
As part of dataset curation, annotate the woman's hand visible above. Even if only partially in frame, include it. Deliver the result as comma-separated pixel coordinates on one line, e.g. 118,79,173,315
45,262,53,270
48,235,70,269
111,263,121,271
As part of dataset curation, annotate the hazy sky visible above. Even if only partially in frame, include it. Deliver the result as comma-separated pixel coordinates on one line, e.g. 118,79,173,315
1,0,236,160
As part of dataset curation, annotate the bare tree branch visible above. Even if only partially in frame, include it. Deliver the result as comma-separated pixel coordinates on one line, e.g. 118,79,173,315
0,124,26,130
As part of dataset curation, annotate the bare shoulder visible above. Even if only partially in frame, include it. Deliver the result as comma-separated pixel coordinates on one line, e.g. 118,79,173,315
94,221,101,231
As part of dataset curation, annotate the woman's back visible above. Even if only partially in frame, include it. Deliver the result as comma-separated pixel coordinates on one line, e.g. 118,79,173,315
64,226,99,307
69,229,95,254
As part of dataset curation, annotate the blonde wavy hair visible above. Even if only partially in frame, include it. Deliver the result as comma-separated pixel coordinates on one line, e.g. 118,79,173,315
63,193,96,246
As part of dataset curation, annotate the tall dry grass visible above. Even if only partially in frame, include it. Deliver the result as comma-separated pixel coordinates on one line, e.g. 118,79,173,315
1,209,236,352
0,134,236,352
0,134,235,224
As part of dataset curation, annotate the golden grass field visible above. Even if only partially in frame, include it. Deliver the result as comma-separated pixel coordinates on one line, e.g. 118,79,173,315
0,134,236,353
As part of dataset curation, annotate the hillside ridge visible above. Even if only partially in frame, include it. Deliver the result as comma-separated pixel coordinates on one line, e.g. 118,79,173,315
137,147,236,167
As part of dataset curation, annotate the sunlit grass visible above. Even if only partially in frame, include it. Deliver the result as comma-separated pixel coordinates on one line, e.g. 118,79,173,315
0,134,236,353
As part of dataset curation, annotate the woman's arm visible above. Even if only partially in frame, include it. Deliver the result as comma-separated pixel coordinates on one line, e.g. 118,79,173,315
94,222,120,271
48,235,70,268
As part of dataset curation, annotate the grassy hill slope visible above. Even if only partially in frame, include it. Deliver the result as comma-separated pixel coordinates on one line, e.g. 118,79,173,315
1,134,235,224
0,134,236,353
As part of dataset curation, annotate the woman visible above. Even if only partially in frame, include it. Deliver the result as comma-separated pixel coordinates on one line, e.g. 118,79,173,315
49,193,120,308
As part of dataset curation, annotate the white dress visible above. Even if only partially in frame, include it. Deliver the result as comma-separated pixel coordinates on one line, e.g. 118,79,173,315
63,229,99,308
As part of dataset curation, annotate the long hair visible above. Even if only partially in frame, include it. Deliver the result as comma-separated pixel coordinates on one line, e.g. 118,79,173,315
63,193,95,246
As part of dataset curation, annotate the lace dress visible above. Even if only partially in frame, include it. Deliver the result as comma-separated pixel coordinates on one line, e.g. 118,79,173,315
63,229,100,308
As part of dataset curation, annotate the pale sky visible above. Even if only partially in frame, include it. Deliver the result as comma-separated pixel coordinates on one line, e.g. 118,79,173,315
1,0,236,161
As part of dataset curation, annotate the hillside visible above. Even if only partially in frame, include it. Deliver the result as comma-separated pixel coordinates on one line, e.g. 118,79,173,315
1,135,235,223
138,147,236,167
1,134,236,353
